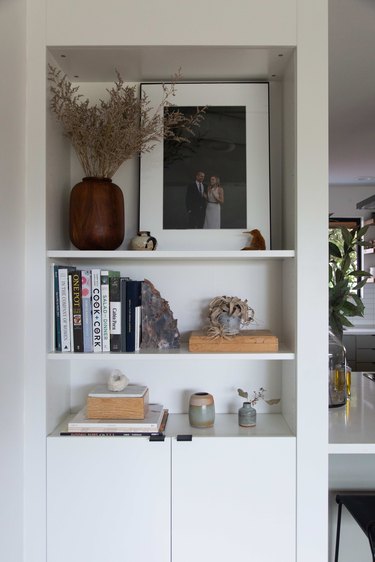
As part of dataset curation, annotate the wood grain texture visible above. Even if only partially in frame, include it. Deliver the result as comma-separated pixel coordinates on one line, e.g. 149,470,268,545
188,330,278,352
87,390,149,419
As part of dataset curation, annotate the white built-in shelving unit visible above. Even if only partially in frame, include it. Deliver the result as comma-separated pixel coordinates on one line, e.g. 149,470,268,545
24,2,329,562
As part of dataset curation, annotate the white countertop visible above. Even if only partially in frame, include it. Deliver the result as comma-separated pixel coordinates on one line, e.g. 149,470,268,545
343,326,375,335
329,372,375,453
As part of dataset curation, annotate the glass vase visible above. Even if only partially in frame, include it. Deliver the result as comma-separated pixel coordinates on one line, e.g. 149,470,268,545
329,329,347,408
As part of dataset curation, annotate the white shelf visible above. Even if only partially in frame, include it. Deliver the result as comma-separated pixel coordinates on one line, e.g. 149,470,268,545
47,342,295,360
329,372,375,454
47,250,295,260
50,413,295,439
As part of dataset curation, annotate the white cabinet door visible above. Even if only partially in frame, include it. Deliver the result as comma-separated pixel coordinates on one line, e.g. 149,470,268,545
47,437,170,562
172,437,296,562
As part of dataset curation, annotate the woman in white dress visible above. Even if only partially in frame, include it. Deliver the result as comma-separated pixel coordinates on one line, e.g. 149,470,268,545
203,175,224,229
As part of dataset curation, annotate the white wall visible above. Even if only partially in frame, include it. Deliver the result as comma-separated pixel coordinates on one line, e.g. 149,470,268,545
0,1,26,561
330,183,375,219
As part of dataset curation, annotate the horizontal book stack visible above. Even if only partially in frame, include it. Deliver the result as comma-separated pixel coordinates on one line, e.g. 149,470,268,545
62,402,168,437
53,265,142,353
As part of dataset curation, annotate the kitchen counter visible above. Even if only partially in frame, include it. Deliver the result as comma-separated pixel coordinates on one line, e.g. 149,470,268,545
343,326,375,335
329,372,375,453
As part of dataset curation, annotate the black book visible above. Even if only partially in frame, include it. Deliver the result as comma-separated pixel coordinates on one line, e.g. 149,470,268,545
109,272,121,352
125,279,142,352
70,270,84,352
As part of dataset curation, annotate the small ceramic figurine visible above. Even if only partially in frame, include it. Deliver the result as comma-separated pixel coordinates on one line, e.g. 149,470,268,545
241,228,266,250
130,231,157,251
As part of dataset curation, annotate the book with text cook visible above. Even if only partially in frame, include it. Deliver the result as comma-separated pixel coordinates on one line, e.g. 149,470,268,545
91,269,102,352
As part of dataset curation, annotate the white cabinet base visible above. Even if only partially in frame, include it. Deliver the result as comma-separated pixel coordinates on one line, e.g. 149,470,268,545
47,437,171,562
172,437,296,562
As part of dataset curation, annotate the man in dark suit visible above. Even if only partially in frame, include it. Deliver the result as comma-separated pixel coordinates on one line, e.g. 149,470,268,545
185,170,207,228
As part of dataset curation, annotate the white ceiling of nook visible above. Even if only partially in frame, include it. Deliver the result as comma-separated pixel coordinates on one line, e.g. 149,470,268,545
50,1,375,190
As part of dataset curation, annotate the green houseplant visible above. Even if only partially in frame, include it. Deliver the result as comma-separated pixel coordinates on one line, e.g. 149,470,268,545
48,66,204,250
329,224,370,340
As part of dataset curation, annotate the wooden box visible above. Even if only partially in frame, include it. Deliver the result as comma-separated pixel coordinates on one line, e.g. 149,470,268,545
86,384,149,419
188,330,279,353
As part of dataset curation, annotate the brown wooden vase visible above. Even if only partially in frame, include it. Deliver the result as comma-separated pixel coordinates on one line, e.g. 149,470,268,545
69,177,124,250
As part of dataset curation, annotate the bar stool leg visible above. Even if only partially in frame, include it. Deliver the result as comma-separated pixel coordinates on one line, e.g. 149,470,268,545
367,524,375,562
334,501,343,562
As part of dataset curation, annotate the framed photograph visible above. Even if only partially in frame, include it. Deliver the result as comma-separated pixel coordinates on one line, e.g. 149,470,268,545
139,82,270,250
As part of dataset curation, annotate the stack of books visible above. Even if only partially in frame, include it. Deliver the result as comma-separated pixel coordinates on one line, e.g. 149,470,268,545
61,403,168,437
53,265,142,353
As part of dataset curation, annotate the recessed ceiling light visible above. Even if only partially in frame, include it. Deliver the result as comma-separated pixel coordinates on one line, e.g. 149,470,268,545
357,176,375,181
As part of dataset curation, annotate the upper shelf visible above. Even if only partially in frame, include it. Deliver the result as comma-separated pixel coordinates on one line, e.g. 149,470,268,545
47,250,295,261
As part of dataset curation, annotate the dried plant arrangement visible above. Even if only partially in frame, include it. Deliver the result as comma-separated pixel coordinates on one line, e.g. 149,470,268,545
207,295,255,338
48,65,205,179
237,387,280,407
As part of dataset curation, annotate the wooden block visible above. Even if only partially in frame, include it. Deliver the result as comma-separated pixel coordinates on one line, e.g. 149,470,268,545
188,330,279,353
86,385,149,419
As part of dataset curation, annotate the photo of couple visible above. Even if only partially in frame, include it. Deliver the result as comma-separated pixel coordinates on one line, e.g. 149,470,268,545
162,105,247,230
186,171,224,229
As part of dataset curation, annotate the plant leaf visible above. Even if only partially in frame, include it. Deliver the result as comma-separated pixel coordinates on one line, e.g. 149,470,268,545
237,388,248,399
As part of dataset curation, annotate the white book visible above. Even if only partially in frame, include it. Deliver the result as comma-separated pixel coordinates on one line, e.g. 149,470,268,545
58,268,71,352
91,268,102,352
68,403,164,433
88,384,148,399
135,305,142,351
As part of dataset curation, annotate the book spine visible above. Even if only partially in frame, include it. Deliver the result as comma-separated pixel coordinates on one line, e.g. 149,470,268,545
71,270,84,352
91,269,102,352
135,303,142,351
53,265,62,351
58,268,71,352
125,280,142,352
68,273,74,351
81,270,93,352
101,271,110,352
109,272,121,352
120,277,129,352
60,431,164,437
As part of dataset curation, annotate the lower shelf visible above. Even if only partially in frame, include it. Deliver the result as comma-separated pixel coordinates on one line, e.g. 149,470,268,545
50,412,294,439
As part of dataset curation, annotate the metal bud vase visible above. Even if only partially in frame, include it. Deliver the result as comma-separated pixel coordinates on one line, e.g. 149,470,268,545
188,392,215,428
